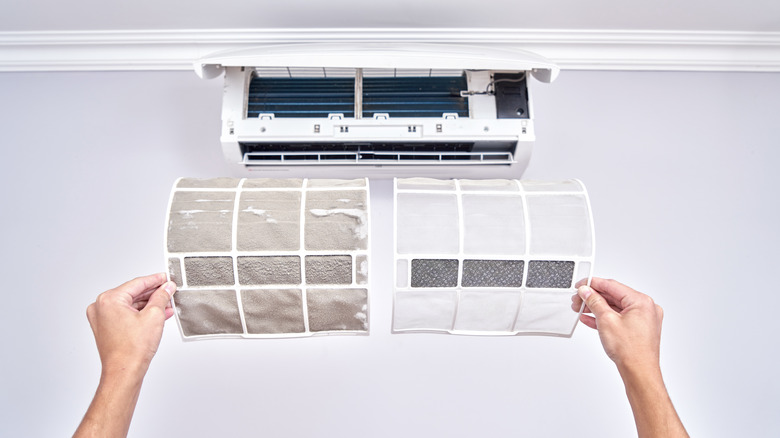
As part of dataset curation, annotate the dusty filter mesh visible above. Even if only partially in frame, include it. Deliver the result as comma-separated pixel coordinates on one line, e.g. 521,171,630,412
393,178,595,337
165,177,369,339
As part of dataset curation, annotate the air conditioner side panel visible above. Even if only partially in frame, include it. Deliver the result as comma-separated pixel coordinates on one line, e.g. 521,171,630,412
220,67,251,163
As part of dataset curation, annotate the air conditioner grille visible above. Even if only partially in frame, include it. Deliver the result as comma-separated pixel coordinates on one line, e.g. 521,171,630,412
362,76,468,118
247,76,468,119
248,77,355,118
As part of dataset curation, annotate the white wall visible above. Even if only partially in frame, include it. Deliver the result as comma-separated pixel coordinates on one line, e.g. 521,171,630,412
0,69,778,437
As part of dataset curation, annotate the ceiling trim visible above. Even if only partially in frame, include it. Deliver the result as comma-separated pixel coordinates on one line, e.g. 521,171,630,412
1,28,779,73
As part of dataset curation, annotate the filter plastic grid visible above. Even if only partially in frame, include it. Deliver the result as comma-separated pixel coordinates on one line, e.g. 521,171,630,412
393,178,594,337
165,177,370,339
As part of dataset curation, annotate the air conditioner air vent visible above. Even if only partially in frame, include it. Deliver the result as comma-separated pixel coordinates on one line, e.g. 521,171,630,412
240,142,514,166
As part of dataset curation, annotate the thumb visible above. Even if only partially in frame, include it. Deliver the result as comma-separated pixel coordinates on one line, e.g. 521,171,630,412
578,285,616,320
143,281,176,315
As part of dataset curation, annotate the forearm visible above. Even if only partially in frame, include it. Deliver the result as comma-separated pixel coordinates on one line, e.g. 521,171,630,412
74,364,147,438
618,363,688,438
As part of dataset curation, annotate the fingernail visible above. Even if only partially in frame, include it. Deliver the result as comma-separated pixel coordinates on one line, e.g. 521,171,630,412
164,281,176,296
578,285,593,300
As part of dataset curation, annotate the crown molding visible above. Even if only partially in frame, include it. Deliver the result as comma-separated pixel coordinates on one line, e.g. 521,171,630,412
1,28,779,73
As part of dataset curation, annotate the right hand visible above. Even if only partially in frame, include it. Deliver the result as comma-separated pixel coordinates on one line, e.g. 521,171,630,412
571,277,664,371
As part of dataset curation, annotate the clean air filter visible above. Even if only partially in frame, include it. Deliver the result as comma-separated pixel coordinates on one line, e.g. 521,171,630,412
393,178,594,337
165,177,370,340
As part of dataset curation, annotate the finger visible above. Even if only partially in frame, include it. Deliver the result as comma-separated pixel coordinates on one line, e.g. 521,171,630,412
142,281,176,315
131,287,158,305
164,307,175,320
589,277,634,308
575,294,622,314
579,314,597,329
133,296,174,311
578,285,617,320
571,294,588,313
573,278,621,310
571,294,581,312
115,273,168,300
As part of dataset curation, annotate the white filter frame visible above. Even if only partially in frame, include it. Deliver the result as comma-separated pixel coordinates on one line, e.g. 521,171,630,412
392,178,595,337
164,177,371,340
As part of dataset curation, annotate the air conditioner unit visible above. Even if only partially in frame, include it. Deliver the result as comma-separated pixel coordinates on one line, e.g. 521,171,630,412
195,43,559,178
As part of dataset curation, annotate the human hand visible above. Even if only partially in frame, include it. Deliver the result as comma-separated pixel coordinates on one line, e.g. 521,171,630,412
572,278,689,438
571,277,664,372
86,273,177,376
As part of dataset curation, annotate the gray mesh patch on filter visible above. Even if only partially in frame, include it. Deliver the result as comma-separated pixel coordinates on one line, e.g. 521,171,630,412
305,255,353,285
411,259,459,288
462,260,524,287
237,256,301,285
184,257,235,286
526,261,575,288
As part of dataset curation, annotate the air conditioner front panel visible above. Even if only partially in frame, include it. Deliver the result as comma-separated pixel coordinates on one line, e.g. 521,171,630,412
196,43,559,83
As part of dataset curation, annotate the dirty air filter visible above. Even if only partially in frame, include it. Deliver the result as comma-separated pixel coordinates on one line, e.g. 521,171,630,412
393,178,595,337
165,177,369,340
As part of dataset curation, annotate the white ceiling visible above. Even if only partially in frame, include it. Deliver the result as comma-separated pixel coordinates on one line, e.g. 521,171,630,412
3,0,780,32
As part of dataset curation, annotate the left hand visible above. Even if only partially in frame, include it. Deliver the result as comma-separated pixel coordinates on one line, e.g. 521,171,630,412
86,273,176,375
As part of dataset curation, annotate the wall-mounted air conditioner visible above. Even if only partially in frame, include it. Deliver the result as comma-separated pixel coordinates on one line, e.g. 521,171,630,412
195,43,559,178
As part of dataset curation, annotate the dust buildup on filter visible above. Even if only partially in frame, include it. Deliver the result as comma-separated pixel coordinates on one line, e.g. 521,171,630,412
167,191,234,253
237,191,301,251
237,256,301,285
184,257,235,286
175,290,243,336
241,289,306,334
305,255,352,285
305,190,368,251
306,289,368,332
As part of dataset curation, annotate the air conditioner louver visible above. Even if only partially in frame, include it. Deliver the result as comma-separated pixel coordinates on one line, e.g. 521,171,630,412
240,142,515,166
